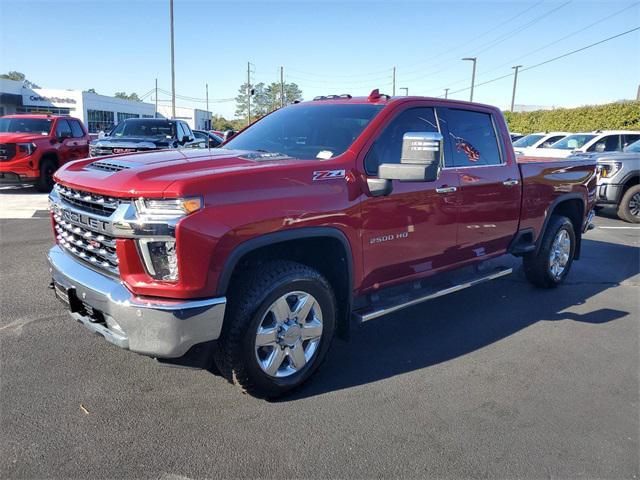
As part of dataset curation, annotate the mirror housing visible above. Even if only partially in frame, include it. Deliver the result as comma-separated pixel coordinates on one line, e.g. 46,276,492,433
379,131,443,182
223,129,236,142
181,135,190,144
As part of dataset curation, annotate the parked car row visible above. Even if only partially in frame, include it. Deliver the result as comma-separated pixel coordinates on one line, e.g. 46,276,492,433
513,130,640,158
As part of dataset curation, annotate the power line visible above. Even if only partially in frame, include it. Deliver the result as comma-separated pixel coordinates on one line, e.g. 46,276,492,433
439,26,640,97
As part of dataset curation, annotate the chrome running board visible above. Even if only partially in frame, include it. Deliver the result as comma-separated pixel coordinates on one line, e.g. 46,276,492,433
354,267,513,323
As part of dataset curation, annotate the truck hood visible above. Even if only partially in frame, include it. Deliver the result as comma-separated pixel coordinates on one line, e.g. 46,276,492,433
91,136,173,148
54,148,302,197
0,132,48,143
570,151,640,162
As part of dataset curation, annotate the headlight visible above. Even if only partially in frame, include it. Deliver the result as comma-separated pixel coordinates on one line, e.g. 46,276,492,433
597,162,622,178
138,238,178,281
17,142,37,156
134,197,202,220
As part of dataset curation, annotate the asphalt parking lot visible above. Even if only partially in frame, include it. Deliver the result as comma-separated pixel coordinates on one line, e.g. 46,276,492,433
1,187,638,479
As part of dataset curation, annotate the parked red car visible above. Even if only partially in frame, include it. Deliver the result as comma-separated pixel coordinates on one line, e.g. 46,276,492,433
47,92,597,397
0,114,90,191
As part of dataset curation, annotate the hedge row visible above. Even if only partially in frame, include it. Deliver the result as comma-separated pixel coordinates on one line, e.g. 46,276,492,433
503,101,640,134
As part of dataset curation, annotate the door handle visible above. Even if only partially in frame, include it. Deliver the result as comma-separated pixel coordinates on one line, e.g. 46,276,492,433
435,186,457,194
503,179,519,186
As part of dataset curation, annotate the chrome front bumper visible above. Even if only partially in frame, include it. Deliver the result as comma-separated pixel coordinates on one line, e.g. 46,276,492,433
48,245,226,358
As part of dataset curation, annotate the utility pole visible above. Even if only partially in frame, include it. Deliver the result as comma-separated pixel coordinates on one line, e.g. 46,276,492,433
444,88,449,99
205,83,209,129
510,65,522,112
462,57,477,102
169,0,176,119
392,66,396,96
636,83,640,101
247,62,251,126
400,87,408,96
280,66,284,108
155,78,158,118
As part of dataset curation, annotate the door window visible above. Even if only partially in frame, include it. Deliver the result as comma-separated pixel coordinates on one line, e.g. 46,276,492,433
365,107,440,175
623,134,640,149
55,119,72,139
442,108,502,167
176,123,186,141
541,135,565,148
588,135,620,152
69,120,85,138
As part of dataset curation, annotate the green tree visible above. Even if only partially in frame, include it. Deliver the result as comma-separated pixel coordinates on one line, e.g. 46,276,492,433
0,71,40,88
114,91,141,102
85,88,97,94
211,115,245,132
235,81,303,124
262,82,303,112
235,82,266,123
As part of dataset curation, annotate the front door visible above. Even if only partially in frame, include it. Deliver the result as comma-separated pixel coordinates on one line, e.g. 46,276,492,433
439,107,521,260
360,105,460,291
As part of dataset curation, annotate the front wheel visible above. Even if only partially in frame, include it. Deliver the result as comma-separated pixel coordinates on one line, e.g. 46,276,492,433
214,260,336,398
523,215,576,288
35,158,56,192
617,184,640,223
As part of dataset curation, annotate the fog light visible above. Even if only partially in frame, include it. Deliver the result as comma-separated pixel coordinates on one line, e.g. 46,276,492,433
138,239,178,281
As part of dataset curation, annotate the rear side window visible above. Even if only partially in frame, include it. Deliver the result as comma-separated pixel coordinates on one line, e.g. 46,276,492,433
623,134,640,148
365,107,440,175
176,123,186,140
541,135,565,148
182,123,193,138
69,120,85,138
588,135,620,153
55,119,72,138
442,109,502,167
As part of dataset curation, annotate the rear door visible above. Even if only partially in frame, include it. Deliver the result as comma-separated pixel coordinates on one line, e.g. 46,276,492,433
68,119,89,159
54,119,73,162
439,107,521,260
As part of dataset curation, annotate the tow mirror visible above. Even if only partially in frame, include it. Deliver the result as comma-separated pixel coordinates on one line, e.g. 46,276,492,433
223,130,236,141
181,135,190,144
379,132,443,182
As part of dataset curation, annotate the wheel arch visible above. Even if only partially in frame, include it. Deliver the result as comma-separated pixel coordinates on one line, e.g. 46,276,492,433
216,227,355,339
618,174,640,203
536,193,585,259
39,151,59,169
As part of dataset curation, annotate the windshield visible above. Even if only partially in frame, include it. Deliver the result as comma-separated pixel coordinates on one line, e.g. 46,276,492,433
0,118,52,134
513,134,544,148
111,120,175,138
625,139,640,153
551,134,596,150
223,103,384,159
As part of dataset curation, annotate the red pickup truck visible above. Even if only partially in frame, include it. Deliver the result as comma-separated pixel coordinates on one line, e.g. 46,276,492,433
0,114,90,191
47,92,596,397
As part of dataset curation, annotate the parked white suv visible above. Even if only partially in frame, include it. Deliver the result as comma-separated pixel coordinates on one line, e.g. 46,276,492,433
533,130,640,159
513,132,571,156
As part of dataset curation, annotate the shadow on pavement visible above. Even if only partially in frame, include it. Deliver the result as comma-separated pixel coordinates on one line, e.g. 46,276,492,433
272,237,638,401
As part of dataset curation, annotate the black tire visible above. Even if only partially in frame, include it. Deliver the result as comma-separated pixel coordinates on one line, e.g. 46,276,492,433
214,260,336,398
523,215,576,288
617,184,640,224
35,158,57,192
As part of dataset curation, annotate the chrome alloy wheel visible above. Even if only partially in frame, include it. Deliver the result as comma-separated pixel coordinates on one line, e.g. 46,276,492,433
549,229,571,279
629,192,640,218
254,291,323,378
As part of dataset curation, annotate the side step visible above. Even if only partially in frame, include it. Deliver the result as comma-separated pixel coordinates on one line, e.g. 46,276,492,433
353,267,513,323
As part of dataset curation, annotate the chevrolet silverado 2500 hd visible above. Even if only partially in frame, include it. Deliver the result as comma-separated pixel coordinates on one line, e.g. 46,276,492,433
47,91,597,397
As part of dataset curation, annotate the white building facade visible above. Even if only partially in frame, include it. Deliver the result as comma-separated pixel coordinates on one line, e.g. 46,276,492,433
156,105,212,130
1,79,155,133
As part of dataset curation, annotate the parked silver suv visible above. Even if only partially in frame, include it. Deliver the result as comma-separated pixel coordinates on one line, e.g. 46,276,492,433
585,139,640,223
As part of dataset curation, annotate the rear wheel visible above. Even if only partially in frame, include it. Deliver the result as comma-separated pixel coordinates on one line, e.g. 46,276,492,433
617,184,640,224
214,260,336,398
523,215,576,288
35,158,57,192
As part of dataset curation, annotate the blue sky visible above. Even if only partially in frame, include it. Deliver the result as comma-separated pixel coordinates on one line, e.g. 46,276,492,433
1,0,638,117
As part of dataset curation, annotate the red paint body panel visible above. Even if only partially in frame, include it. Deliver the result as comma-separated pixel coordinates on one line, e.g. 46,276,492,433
0,115,89,180
51,97,596,300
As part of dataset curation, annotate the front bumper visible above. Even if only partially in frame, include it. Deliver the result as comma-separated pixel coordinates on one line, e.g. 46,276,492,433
48,245,226,358
596,183,624,205
0,171,37,184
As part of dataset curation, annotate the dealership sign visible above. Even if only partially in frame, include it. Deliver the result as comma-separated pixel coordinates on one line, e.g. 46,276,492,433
22,91,78,107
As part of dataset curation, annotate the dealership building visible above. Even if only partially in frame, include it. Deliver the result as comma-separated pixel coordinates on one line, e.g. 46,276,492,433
0,79,212,132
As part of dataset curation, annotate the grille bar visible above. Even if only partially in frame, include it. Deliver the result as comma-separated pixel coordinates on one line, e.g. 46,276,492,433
54,184,119,216
0,143,16,161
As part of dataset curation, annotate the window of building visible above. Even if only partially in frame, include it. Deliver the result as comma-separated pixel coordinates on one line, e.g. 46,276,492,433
16,106,71,116
141,114,155,118
69,119,85,138
117,112,140,123
443,108,502,167
365,107,440,175
55,119,72,138
87,109,115,133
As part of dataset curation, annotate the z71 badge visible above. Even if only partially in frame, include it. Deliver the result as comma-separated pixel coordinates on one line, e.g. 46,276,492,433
313,170,346,181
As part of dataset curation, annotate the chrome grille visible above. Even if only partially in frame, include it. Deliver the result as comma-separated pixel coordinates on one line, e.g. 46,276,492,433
54,183,119,216
53,213,119,275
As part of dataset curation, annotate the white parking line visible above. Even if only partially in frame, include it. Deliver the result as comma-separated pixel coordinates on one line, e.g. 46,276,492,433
598,226,640,230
